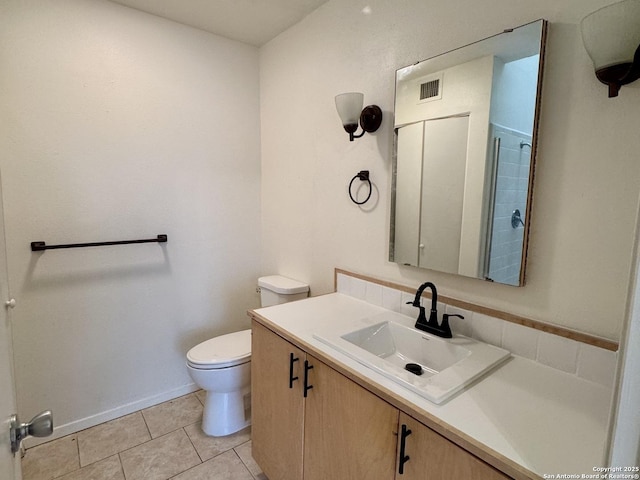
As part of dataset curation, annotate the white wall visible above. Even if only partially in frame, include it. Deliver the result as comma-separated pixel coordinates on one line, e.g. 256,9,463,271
490,55,539,134
0,0,261,437
2,0,637,441
260,0,640,342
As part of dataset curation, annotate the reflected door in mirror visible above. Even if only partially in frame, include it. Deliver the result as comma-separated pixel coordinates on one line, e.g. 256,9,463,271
395,116,471,275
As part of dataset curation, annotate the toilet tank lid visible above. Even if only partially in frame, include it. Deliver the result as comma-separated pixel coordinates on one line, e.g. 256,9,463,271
258,275,309,294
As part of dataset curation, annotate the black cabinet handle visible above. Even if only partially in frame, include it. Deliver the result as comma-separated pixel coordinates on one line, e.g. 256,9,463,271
398,424,412,474
289,353,299,389
303,360,314,397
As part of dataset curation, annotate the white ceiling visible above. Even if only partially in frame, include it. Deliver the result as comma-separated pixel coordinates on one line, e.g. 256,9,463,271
108,0,329,46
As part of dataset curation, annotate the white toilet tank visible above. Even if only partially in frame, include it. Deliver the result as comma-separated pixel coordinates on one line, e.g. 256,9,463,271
258,275,309,307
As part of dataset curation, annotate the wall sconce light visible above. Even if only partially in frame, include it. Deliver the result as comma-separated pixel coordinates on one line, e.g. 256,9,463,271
581,0,640,98
335,92,383,141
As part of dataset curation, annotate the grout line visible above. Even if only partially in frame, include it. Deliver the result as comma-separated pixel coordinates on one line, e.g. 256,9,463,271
120,430,201,480
166,464,195,480
164,448,234,480
184,426,205,464
139,410,153,439
108,428,177,458
118,453,127,480
231,448,255,478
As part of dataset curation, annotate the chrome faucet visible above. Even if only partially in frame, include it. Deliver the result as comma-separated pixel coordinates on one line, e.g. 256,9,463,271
407,282,463,338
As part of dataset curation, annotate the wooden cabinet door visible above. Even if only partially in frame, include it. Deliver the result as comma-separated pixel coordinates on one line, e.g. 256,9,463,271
303,354,399,480
396,412,510,479
251,321,306,480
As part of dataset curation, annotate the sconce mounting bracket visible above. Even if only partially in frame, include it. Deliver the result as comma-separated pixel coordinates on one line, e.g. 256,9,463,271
596,57,640,97
360,105,383,133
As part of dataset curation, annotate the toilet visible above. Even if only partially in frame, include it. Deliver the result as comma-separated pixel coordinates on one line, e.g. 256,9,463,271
186,275,309,436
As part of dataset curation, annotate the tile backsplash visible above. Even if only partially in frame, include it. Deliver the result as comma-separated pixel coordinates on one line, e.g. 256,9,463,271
336,272,617,389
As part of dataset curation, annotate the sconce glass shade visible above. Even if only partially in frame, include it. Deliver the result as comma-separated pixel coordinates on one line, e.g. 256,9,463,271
335,92,364,132
581,0,640,97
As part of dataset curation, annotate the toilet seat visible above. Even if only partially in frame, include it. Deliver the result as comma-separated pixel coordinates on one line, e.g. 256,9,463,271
187,329,251,369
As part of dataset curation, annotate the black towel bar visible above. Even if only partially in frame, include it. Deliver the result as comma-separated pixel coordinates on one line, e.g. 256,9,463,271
31,234,168,252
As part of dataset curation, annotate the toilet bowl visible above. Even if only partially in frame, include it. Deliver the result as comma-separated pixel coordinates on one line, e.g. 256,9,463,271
186,275,309,436
186,330,251,436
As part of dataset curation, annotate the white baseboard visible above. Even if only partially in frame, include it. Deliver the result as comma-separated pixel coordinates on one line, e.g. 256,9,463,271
24,383,200,448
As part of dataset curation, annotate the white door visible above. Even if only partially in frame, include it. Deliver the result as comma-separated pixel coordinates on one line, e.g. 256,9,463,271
419,115,469,273
0,173,21,479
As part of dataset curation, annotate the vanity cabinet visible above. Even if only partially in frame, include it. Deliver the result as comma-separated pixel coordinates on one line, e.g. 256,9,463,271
251,321,397,480
396,413,509,479
251,321,306,480
251,319,512,480
303,350,398,480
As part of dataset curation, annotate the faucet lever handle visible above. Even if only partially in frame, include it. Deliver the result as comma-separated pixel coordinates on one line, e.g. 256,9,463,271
437,313,463,339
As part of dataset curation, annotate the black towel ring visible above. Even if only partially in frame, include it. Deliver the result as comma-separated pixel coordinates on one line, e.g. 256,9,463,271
349,170,372,205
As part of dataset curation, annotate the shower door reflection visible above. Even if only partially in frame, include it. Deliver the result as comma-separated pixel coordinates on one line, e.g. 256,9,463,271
484,125,532,284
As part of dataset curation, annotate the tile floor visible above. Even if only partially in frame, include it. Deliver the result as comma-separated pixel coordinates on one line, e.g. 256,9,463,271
21,391,267,480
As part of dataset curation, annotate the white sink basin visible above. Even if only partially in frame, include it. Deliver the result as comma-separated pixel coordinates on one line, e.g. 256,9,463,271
314,315,510,404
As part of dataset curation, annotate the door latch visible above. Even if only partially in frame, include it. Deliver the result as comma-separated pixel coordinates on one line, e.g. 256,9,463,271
10,410,53,454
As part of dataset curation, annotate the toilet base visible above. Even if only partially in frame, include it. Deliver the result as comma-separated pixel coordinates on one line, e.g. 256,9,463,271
201,387,251,437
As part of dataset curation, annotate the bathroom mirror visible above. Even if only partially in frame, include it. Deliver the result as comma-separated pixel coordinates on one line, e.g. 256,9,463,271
389,20,547,286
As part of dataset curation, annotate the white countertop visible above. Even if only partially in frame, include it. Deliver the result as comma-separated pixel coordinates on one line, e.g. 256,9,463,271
252,293,613,479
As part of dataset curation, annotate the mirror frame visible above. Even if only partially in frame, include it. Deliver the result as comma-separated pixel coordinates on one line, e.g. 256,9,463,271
389,19,548,286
